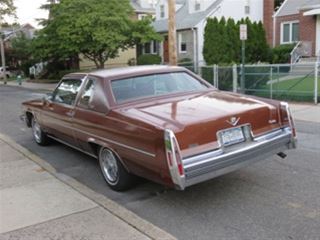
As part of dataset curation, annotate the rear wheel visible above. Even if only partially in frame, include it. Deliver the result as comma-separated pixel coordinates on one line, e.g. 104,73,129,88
31,117,49,146
98,147,135,191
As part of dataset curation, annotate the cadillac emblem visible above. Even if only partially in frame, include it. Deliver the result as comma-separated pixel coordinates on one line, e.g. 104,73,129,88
226,117,240,126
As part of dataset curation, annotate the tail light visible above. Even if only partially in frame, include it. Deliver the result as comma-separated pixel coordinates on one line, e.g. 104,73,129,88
280,102,296,138
164,129,185,189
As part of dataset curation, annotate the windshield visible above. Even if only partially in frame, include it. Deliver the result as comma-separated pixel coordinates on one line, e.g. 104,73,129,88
111,72,208,103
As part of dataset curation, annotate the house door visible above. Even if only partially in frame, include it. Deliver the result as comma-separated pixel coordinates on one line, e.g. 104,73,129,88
163,36,169,63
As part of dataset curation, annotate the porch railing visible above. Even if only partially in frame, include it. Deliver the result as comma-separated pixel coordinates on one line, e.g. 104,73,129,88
290,41,313,66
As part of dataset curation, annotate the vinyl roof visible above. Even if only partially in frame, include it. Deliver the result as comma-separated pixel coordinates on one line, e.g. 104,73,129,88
88,65,186,79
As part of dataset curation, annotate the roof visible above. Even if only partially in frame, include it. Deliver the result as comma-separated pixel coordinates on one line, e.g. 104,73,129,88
153,0,223,32
301,0,320,9
87,65,186,79
276,0,320,17
131,0,155,14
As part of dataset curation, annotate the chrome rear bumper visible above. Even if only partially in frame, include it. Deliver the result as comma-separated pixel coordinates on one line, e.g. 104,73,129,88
176,127,296,190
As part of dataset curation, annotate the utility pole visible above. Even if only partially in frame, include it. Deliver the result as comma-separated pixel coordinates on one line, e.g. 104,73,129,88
0,29,7,84
1,25,28,85
168,0,177,66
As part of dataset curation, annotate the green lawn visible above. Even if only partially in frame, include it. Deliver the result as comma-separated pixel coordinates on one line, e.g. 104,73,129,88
272,77,320,94
247,76,319,102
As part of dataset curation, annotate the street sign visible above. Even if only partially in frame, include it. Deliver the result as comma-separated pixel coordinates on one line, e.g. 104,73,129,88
240,24,247,40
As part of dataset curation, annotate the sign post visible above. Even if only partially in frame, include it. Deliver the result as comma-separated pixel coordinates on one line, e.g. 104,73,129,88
240,24,247,92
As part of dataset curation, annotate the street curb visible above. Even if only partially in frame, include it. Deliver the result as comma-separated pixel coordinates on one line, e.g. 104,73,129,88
0,133,176,240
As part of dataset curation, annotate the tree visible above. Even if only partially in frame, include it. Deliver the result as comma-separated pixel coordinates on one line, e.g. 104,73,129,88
203,17,220,65
33,0,160,69
203,17,270,65
0,0,16,23
226,18,239,63
10,33,36,75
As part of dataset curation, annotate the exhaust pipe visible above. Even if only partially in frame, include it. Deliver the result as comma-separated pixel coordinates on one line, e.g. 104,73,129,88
277,152,287,159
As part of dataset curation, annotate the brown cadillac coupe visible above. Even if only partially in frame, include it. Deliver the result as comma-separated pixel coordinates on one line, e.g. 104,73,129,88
22,66,297,191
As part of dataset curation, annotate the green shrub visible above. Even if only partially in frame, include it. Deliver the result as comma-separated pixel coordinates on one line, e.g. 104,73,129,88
201,67,213,84
218,67,233,91
137,54,161,65
271,44,295,63
178,58,192,63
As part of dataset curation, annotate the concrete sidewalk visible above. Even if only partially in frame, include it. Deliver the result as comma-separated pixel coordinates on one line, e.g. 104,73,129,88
290,103,320,123
0,134,175,240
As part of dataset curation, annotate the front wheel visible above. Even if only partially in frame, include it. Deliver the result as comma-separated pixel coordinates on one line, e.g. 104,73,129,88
31,117,49,146
98,147,135,191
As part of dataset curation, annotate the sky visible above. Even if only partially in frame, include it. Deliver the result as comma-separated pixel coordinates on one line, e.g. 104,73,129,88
13,0,48,28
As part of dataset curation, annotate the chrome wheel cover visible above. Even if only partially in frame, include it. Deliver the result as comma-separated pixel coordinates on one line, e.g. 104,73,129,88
32,119,42,143
100,148,119,184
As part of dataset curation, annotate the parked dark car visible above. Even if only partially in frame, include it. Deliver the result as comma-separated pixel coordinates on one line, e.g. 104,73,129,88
21,66,297,191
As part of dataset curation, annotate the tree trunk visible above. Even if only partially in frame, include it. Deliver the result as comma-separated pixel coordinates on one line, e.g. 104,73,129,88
97,61,105,69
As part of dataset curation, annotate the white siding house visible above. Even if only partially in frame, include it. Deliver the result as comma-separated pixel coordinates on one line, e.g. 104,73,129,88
152,0,272,65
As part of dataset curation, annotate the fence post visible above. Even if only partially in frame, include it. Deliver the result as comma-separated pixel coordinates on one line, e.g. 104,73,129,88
213,64,218,88
212,65,215,87
315,62,319,105
232,64,237,93
270,67,273,99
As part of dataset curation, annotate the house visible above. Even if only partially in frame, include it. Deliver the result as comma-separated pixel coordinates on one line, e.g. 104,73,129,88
1,23,36,44
149,0,274,66
79,0,156,69
0,23,36,68
273,0,320,61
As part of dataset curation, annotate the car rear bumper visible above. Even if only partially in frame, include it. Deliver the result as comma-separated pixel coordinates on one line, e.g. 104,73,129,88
175,127,296,190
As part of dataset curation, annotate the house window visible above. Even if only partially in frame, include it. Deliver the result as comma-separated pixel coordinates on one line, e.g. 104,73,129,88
245,5,250,14
160,5,165,18
152,40,157,53
143,41,157,54
144,42,151,54
179,32,187,53
195,0,201,11
281,21,299,44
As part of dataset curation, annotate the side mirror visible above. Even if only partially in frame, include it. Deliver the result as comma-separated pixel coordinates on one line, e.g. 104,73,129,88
42,93,53,105
45,93,53,101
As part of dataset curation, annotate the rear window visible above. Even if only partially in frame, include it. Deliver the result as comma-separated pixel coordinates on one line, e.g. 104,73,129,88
111,72,208,103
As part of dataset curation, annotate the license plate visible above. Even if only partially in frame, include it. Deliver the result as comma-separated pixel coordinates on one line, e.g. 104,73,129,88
221,127,245,146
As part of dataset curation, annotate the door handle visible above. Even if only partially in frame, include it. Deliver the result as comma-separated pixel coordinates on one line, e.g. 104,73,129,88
46,102,54,111
66,111,75,117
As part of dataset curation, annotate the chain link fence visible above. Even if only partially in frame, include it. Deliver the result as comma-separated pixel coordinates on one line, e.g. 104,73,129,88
180,62,319,104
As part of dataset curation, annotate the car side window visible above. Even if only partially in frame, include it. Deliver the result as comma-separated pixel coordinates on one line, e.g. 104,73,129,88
79,79,95,108
52,79,82,105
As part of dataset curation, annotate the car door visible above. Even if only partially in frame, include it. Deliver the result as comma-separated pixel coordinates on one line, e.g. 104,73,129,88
72,76,110,154
41,77,84,146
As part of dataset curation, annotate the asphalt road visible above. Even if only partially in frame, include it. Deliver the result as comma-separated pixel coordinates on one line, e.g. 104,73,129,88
1,85,320,240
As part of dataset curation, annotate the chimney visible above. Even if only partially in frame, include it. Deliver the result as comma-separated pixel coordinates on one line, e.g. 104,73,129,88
263,0,275,46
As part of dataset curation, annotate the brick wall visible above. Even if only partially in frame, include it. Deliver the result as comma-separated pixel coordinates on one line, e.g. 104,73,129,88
263,0,275,46
275,12,317,55
299,11,317,55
